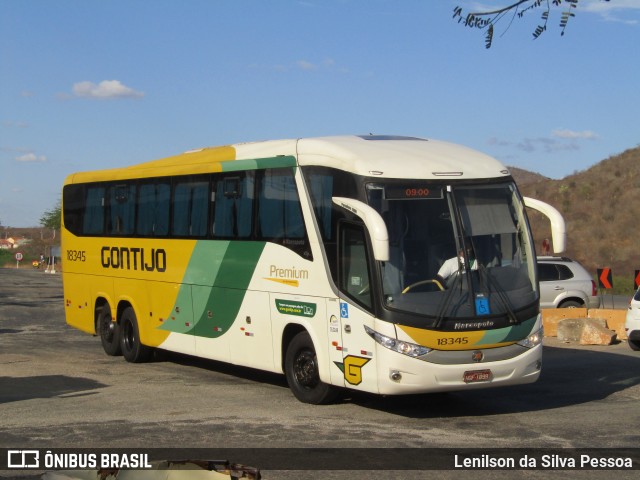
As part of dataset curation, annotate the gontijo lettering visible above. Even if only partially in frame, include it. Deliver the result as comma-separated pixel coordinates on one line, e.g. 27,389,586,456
101,246,166,272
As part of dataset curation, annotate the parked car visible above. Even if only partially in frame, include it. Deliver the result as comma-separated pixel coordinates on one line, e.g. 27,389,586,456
537,256,600,309
625,287,640,351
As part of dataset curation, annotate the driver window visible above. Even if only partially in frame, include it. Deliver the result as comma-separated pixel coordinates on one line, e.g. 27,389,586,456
339,222,373,310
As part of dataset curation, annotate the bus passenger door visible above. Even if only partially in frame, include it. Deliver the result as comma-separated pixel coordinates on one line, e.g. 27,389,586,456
333,222,378,392
326,297,346,387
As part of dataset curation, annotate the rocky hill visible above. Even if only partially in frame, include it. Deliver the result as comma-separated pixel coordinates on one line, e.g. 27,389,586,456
513,145,640,285
507,166,550,186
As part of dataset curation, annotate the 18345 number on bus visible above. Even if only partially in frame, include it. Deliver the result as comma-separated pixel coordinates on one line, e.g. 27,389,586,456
67,250,86,262
437,337,469,346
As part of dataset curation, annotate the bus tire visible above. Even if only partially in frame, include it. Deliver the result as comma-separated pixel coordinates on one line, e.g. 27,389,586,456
285,331,338,404
98,304,121,356
120,306,153,363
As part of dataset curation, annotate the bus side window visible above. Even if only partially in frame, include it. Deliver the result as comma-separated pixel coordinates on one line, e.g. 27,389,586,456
306,172,334,241
107,184,136,235
173,177,209,237
62,184,84,236
83,186,105,235
212,173,254,238
258,168,305,240
137,182,170,236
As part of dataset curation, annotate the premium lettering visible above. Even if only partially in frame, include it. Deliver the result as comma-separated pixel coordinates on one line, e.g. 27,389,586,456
269,264,309,280
101,246,166,272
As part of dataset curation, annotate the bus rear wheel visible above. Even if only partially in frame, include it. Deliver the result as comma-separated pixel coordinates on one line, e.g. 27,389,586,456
98,304,121,356
120,306,153,363
285,331,338,404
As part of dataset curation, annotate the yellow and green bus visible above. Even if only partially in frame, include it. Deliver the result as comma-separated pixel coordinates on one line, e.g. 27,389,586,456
62,135,564,403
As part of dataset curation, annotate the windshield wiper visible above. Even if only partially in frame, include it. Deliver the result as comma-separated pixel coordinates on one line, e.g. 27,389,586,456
477,264,519,325
433,272,472,329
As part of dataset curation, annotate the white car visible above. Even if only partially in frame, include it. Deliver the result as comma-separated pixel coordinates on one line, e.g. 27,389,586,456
625,287,640,351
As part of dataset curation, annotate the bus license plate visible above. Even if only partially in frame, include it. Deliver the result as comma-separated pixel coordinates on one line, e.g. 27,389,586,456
463,369,492,383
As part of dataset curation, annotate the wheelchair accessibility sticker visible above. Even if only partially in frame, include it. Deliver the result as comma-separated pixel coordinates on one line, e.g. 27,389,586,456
340,302,349,319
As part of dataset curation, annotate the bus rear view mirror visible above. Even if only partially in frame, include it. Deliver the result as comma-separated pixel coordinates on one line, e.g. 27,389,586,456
523,196,566,253
332,197,389,262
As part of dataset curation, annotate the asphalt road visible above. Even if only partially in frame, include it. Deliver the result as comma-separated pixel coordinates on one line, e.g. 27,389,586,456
598,293,631,310
1,268,639,479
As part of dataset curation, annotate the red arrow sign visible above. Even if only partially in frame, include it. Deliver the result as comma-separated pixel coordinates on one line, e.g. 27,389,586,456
597,268,612,289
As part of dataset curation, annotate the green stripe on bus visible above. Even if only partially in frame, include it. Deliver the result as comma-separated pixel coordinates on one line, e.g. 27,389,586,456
477,316,536,345
194,241,266,338
221,156,297,172
159,241,266,339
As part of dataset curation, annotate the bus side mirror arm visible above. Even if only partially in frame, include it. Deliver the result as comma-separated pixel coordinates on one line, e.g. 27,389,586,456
523,197,566,253
332,197,389,262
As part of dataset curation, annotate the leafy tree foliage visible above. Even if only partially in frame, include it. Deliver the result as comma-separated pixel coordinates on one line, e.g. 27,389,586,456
40,200,61,230
453,0,611,49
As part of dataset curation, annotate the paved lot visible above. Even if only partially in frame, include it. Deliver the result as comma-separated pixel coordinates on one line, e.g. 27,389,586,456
1,268,639,479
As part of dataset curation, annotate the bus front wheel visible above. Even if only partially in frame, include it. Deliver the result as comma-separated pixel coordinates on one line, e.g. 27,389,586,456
98,304,121,356
285,331,337,404
120,306,153,363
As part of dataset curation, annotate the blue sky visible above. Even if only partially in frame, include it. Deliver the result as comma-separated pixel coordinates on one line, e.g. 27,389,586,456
1,0,639,228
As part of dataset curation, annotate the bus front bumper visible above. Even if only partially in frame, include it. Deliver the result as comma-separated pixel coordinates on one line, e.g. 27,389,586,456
374,343,542,395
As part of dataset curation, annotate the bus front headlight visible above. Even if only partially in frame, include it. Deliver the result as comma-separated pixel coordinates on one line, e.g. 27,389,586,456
364,326,431,357
517,326,544,348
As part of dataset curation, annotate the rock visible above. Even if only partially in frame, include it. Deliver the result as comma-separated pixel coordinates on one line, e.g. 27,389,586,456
557,319,583,343
587,310,628,340
579,320,617,346
557,318,616,346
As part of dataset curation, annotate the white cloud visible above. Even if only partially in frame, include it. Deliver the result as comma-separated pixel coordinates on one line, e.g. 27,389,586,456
582,0,640,13
250,57,344,73
72,80,144,99
16,153,47,163
552,129,599,140
297,60,318,71
489,128,600,155
488,137,511,147
249,57,344,73
296,57,341,72
2,121,29,128
581,0,640,24
517,137,581,154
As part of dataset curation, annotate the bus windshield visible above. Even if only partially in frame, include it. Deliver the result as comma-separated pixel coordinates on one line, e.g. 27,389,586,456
366,181,538,321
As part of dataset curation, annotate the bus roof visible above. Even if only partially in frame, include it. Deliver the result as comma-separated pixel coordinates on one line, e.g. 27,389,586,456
64,135,510,184
293,135,509,180
233,135,510,180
